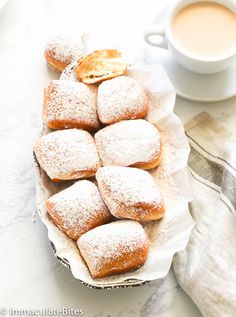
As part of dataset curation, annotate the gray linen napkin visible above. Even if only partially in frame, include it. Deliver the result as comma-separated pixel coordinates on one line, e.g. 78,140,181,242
173,112,236,317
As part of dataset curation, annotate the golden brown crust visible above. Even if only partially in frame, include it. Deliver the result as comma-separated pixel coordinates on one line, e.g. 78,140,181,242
130,141,162,170
45,119,98,132
113,203,165,222
101,106,147,125
44,50,68,72
130,155,161,169
51,169,98,183
76,49,128,84
91,243,149,278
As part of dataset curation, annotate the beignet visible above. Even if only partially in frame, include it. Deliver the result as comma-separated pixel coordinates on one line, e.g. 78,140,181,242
77,220,149,278
97,76,148,124
44,80,99,131
76,49,128,84
44,34,85,72
95,119,161,170
46,180,112,240
96,166,165,221
34,129,101,182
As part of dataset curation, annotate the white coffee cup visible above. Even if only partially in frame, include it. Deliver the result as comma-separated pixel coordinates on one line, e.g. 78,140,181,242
144,0,236,74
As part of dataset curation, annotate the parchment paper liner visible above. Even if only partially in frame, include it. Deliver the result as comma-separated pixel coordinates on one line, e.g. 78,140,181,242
35,64,194,288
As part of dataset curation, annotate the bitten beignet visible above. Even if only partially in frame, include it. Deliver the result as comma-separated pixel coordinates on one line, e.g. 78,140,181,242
76,49,128,84
95,119,162,170
96,166,165,221
34,129,101,182
77,220,149,278
44,80,99,131
46,180,112,240
97,76,148,124
44,34,85,72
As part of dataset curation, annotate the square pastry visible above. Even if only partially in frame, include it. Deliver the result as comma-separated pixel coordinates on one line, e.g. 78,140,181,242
97,76,148,124
34,129,101,182
96,166,165,221
95,119,162,170
44,80,100,131
46,180,112,240
77,220,149,278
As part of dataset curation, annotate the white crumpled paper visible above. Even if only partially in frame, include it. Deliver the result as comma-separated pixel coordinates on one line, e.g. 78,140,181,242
35,64,194,288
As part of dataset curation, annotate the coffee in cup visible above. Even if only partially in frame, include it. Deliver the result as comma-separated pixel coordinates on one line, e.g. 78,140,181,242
144,0,236,74
172,2,236,58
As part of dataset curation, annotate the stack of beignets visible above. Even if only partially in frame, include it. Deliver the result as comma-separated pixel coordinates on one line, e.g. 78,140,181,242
35,47,166,279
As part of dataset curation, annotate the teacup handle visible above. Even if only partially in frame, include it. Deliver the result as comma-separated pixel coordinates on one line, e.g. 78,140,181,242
144,24,167,49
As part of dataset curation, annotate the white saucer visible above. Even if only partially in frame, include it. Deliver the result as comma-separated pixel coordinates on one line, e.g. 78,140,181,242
144,8,236,102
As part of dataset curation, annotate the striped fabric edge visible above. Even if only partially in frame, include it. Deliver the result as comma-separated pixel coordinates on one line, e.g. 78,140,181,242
185,112,236,215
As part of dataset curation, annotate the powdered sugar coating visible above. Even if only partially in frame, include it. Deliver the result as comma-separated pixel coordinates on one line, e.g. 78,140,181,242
97,76,148,124
95,119,161,167
34,129,101,181
96,166,164,220
47,180,111,239
77,220,148,277
44,80,99,130
45,34,85,65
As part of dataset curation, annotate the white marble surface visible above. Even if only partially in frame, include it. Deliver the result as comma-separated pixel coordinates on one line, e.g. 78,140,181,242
1,0,235,316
